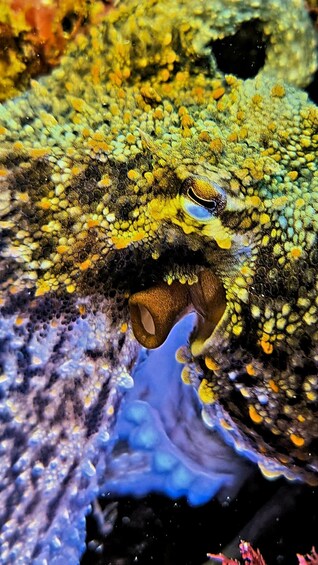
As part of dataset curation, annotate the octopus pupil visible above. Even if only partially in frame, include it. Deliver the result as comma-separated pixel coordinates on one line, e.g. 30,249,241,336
187,187,218,212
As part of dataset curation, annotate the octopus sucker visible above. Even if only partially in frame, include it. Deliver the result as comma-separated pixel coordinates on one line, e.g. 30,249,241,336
0,0,318,562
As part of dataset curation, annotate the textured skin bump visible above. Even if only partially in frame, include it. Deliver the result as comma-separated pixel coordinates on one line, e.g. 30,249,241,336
0,0,317,562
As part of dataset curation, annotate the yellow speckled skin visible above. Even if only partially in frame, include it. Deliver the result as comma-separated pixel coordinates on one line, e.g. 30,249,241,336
0,1,318,555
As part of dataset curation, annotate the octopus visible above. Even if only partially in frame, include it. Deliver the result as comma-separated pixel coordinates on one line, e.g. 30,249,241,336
0,0,317,562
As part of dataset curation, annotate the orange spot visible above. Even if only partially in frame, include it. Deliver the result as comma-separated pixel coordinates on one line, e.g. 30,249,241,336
29,147,50,158
107,405,114,416
246,364,256,376
35,283,50,297
205,356,219,371
87,219,100,228
57,245,68,254
78,304,87,316
131,232,145,243
260,340,273,354
269,379,279,393
71,98,85,112
181,114,194,128
290,433,305,447
212,87,225,100
290,247,302,258
227,132,238,142
112,237,129,249
13,141,24,151
209,138,223,153
198,131,211,142
71,166,83,176
82,128,91,138
79,259,92,271
15,316,25,326
153,108,164,120
120,322,128,333
0,169,8,177
38,199,51,210
249,405,263,424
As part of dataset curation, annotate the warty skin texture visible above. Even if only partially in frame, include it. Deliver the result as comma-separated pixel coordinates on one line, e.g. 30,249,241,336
0,0,318,562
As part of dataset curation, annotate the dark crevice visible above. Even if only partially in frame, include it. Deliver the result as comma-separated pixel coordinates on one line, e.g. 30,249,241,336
210,20,267,79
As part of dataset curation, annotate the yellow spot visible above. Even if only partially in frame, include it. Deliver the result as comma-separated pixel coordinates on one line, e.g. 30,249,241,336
15,316,25,326
252,94,262,104
181,366,191,384
271,84,285,98
232,324,243,336
144,172,154,184
120,322,128,333
57,245,69,254
260,213,270,225
215,235,232,249
99,175,112,187
297,414,305,423
239,127,248,140
13,141,24,152
0,127,7,135
288,171,298,181
0,169,8,177
66,284,76,294
198,379,215,404
249,405,263,424
126,133,136,144
35,282,50,297
306,391,317,402
269,379,279,393
127,169,140,181
107,405,114,416
71,97,85,112
290,433,305,447
204,356,219,371
16,192,29,203
247,195,262,208
246,363,256,376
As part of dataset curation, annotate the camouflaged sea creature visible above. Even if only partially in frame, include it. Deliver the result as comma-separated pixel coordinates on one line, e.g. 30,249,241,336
0,0,318,562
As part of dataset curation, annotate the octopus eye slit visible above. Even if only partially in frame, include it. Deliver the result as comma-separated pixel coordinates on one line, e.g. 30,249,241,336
187,187,218,212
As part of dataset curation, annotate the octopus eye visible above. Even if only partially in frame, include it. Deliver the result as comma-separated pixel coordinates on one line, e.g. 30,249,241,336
182,176,226,221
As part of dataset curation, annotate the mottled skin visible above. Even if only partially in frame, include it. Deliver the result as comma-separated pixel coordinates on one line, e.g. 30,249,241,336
0,0,318,561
